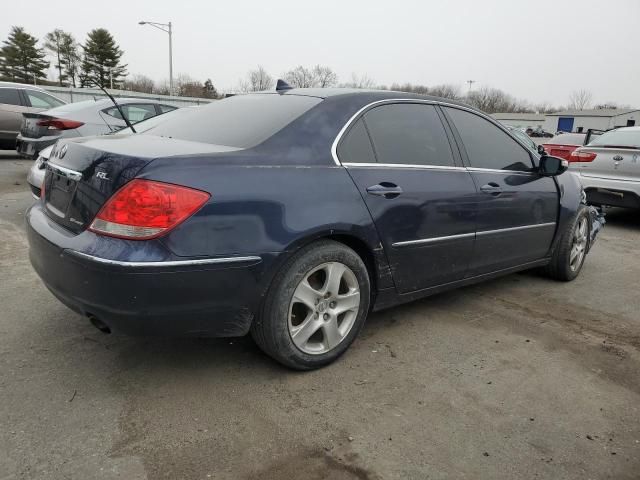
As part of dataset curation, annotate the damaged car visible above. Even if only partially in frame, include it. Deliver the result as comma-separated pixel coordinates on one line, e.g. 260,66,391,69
26,85,604,370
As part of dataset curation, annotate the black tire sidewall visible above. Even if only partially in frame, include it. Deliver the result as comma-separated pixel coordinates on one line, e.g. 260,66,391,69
259,241,371,370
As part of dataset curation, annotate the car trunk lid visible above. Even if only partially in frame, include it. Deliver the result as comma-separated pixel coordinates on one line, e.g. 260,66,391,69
571,146,640,182
42,134,239,234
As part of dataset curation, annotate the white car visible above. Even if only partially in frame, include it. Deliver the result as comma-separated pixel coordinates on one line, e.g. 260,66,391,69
568,127,640,209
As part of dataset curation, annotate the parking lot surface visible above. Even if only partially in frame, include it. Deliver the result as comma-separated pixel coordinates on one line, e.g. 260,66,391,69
1,150,639,479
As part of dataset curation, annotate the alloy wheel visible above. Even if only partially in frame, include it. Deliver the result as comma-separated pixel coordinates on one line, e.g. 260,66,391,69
288,262,361,355
569,216,588,272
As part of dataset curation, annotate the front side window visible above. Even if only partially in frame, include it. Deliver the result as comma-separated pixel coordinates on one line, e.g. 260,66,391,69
337,119,376,163
362,103,455,167
25,90,64,109
445,107,533,171
0,88,21,106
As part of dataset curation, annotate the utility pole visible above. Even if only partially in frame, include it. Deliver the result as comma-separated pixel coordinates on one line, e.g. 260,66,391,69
466,80,476,92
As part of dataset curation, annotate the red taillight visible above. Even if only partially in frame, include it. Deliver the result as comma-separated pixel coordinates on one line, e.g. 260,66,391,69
89,179,210,240
36,118,84,130
569,150,597,163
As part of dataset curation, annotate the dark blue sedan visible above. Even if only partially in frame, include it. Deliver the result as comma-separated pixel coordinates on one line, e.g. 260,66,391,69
26,86,603,369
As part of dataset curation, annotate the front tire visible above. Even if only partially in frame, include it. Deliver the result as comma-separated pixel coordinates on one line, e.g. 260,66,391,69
251,240,370,370
544,205,590,281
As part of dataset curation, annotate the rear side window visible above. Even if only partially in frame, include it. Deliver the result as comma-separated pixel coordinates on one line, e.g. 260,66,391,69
0,88,21,106
445,107,533,171
589,129,640,149
25,90,65,109
159,104,177,113
145,94,321,148
363,103,455,167
104,104,157,123
337,119,376,163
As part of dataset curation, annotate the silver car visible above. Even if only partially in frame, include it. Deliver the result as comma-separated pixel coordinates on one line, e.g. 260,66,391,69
0,82,66,150
569,126,640,209
16,97,177,158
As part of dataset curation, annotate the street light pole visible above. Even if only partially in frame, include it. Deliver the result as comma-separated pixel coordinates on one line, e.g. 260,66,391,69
138,20,174,96
168,22,173,96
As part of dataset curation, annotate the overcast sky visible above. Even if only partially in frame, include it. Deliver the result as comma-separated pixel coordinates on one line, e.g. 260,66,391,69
2,0,639,106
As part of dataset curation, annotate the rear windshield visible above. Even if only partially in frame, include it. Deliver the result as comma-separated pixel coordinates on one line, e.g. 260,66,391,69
589,129,640,149
546,133,586,145
143,94,322,148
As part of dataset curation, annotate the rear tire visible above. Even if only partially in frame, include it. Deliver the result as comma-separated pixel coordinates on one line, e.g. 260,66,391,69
251,240,370,370
543,205,590,281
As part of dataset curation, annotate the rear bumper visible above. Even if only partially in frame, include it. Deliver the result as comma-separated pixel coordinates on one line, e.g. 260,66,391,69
578,174,640,209
16,134,58,158
27,203,267,337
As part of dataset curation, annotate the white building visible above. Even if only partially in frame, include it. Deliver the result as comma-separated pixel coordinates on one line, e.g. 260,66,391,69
490,113,545,130
543,109,639,133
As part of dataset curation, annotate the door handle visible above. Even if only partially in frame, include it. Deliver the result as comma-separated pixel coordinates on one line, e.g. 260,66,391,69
480,182,502,195
366,183,403,199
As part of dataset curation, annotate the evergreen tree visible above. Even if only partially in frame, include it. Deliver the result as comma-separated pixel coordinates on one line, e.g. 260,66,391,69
80,28,127,88
0,26,49,83
203,78,218,99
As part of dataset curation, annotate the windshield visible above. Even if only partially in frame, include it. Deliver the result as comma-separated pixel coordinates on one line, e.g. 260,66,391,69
143,94,322,148
589,129,640,149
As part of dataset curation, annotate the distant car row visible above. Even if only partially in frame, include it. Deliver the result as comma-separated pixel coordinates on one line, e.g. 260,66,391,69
0,81,176,157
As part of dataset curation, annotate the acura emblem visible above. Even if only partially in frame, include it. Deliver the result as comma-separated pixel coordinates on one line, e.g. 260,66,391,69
59,144,68,158
613,155,623,161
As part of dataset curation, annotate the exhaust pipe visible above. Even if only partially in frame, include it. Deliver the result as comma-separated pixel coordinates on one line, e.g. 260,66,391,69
88,315,111,334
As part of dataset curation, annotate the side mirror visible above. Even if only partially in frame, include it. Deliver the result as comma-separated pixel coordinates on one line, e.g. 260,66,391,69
538,155,568,176
537,144,546,155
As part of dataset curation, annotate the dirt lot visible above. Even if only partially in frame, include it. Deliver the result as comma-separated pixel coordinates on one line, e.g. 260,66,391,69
1,150,639,479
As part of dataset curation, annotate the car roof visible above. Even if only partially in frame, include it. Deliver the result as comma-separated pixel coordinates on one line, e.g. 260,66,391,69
251,87,470,107
0,81,53,93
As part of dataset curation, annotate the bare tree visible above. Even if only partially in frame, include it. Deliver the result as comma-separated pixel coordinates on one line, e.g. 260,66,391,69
429,84,462,100
340,73,376,89
239,65,274,92
312,65,338,87
567,90,592,110
284,65,316,88
284,65,339,88
466,86,530,114
123,73,154,93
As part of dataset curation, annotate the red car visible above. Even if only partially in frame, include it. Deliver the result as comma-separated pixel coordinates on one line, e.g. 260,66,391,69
542,133,587,160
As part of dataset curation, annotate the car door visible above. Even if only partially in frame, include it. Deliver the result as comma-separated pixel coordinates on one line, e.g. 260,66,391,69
442,106,559,275
338,102,478,293
0,87,29,143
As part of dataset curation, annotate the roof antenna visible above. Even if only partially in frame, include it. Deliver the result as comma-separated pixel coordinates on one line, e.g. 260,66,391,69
276,79,293,92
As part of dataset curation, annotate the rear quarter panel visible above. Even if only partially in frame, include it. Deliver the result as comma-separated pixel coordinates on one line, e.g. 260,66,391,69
138,157,389,289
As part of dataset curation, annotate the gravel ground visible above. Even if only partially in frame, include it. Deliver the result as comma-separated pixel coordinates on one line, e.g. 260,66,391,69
1,150,639,479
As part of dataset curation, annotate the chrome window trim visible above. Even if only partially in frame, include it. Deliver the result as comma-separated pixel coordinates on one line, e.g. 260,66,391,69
343,162,466,171
47,163,83,181
391,222,556,248
466,167,535,175
331,98,533,167
66,250,262,268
